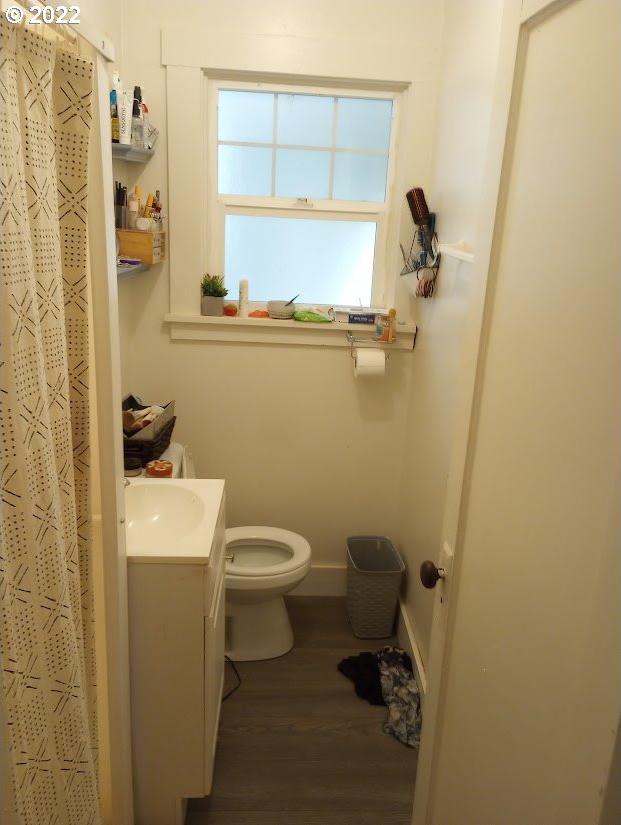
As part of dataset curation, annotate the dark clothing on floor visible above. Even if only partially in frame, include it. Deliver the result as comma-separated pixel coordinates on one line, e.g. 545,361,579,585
338,647,421,748
337,651,385,705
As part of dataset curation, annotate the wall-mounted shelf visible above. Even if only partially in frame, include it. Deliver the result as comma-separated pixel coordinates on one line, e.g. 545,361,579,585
117,260,148,278
438,241,475,263
111,143,155,164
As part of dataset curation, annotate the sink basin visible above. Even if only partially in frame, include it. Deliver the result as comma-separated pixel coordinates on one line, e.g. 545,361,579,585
125,478,225,562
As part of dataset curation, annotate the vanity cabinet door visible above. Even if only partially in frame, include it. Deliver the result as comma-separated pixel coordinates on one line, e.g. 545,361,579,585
204,495,225,612
128,562,207,825
204,566,225,793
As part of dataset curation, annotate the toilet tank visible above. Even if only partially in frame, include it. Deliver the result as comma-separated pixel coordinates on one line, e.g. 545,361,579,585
152,442,195,478
181,446,196,479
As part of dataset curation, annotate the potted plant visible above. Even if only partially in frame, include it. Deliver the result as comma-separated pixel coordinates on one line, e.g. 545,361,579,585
200,274,228,316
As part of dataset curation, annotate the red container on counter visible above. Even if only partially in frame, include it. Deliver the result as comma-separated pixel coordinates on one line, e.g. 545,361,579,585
145,459,173,478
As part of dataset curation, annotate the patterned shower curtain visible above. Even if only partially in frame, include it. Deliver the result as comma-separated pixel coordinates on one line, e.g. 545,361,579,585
0,19,101,825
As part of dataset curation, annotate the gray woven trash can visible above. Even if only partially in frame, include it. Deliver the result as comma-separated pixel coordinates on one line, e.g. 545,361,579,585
346,536,405,638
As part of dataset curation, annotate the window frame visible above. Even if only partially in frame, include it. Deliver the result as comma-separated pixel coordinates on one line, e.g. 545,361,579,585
204,77,401,309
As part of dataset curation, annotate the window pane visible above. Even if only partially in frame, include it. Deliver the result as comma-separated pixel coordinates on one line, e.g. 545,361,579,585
336,97,392,151
218,145,272,196
275,149,331,198
277,93,333,146
333,153,388,202
218,90,273,143
225,215,375,305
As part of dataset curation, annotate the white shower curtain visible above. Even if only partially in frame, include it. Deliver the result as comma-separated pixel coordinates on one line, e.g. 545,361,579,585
0,18,101,825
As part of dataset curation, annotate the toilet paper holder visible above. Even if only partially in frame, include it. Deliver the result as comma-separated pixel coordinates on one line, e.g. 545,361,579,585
345,332,391,360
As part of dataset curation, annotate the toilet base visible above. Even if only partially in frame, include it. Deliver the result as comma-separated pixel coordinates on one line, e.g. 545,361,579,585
225,595,294,662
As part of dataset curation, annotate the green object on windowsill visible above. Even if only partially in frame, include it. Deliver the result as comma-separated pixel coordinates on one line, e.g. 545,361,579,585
201,273,228,297
293,310,333,323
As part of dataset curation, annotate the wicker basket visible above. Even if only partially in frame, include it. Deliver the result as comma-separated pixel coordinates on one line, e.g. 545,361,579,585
346,536,405,639
123,416,176,467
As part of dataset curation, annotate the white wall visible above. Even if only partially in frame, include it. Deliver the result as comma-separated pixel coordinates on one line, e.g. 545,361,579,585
396,0,503,664
78,0,121,56
115,0,444,567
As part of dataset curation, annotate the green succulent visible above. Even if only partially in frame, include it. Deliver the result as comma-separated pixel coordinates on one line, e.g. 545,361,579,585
201,273,228,297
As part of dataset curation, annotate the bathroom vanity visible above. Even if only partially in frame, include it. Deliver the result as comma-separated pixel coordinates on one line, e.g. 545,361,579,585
125,478,226,825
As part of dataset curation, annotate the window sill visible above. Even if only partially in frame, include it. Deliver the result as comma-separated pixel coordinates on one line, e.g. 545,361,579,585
164,313,417,350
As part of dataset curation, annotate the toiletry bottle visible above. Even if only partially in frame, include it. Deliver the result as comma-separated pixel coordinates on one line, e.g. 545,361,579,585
239,278,249,317
141,102,152,149
374,312,388,341
152,190,162,226
127,186,140,229
374,308,397,342
131,87,144,148
118,90,132,145
110,89,119,143
143,193,154,218
111,71,122,143
387,308,397,343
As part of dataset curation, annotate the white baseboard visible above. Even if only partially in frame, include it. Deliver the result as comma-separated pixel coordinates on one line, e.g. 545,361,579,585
290,563,347,597
397,600,427,700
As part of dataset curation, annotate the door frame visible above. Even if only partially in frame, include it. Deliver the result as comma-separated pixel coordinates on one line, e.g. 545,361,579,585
88,49,135,825
411,1,570,821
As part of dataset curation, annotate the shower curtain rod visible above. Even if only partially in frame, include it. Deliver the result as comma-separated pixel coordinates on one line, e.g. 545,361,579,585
1,0,115,62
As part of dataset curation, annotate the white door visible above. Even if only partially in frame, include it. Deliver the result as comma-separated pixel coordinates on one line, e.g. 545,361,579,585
413,1,621,823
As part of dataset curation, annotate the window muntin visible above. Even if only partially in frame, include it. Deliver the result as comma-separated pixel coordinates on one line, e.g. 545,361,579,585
217,90,393,203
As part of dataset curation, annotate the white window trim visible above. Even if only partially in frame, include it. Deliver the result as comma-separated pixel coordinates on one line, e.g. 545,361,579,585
204,77,402,311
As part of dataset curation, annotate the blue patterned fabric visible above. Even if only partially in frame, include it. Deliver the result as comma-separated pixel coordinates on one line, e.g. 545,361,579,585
377,647,422,748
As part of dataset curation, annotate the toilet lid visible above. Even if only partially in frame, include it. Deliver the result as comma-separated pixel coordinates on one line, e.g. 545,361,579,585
225,526,311,578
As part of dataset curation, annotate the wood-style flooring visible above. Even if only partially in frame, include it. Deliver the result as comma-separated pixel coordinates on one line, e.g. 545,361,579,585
186,596,417,825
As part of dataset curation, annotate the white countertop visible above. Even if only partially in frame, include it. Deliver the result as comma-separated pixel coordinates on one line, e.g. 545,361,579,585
125,478,225,564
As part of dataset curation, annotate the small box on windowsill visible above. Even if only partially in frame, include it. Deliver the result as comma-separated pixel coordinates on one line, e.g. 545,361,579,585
347,312,377,325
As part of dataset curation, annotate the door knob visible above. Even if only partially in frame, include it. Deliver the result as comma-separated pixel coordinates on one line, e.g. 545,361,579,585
419,560,446,589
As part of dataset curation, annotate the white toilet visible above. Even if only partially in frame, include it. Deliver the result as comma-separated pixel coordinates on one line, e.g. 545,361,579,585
225,526,311,661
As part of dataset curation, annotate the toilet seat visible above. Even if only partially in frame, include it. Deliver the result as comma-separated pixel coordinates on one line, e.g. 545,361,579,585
225,526,311,579
224,526,312,660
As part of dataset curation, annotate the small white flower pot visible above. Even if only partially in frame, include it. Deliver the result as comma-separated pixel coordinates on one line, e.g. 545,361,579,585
201,295,224,316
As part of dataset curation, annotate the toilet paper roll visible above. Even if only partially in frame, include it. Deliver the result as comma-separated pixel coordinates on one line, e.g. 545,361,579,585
354,347,386,378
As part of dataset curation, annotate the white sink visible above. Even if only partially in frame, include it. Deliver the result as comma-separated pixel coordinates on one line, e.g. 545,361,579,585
125,478,225,562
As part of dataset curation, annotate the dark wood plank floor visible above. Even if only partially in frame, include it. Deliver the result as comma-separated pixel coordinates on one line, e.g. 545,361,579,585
186,596,417,825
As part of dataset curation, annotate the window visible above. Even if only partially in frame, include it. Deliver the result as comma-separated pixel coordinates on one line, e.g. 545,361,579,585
207,81,398,306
